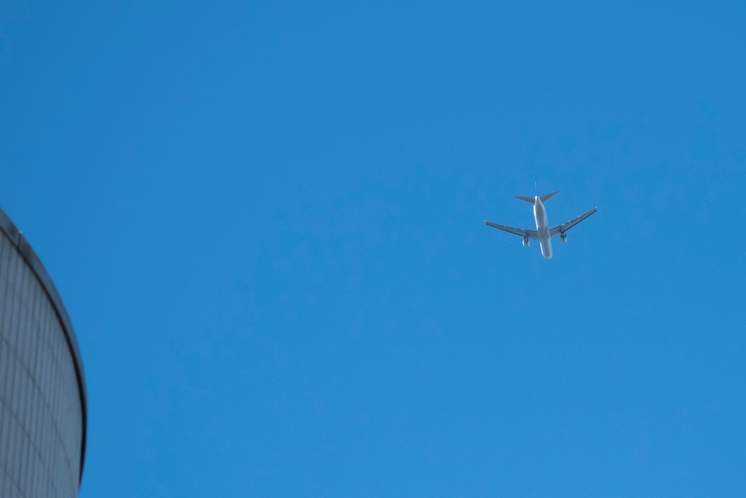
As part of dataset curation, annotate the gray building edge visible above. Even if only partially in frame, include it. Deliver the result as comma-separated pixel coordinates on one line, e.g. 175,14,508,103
0,207,87,483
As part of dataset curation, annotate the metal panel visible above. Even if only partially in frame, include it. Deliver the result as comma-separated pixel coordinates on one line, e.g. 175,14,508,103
0,208,86,497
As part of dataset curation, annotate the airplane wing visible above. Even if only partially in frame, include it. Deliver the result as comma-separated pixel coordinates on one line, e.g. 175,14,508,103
549,207,598,238
484,220,539,239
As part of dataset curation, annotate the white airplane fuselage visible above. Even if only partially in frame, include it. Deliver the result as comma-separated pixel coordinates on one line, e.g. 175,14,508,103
533,196,553,259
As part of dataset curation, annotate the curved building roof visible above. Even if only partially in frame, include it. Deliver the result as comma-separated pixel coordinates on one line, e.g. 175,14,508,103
0,206,87,482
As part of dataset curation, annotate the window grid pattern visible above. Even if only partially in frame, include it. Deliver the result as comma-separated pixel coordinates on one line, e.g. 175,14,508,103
0,231,83,498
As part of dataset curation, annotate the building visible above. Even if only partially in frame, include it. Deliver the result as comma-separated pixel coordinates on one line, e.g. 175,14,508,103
0,207,87,498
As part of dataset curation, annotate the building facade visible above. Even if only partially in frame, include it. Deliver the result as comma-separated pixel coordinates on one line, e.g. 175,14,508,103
0,208,87,498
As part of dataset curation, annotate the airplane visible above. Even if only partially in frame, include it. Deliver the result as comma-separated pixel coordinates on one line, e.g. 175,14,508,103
484,186,597,259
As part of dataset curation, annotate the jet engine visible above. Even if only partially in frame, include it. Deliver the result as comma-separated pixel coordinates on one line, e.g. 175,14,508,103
560,233,567,243
522,237,530,247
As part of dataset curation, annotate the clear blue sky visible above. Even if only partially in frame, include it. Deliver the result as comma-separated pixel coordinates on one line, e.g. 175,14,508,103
2,1,746,496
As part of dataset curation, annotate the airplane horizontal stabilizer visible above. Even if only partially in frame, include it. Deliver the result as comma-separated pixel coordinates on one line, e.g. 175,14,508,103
515,196,535,204
540,190,559,203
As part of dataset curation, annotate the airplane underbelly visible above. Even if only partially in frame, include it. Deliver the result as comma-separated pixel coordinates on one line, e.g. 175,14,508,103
534,202,552,259
539,229,552,259
540,241,552,259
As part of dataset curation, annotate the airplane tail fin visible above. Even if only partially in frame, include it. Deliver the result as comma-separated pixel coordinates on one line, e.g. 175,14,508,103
515,196,535,204
540,191,559,203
